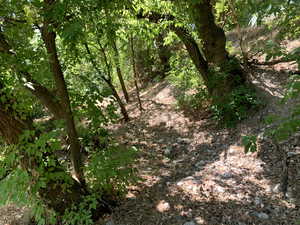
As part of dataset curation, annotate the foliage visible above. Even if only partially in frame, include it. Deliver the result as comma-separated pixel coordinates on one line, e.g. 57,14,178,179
86,144,138,195
211,85,261,127
242,135,257,153
62,195,98,225
167,48,205,111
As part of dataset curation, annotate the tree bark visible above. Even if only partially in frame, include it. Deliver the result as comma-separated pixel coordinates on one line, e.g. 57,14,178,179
0,84,87,215
84,42,130,122
187,0,246,100
170,25,210,89
130,35,143,112
155,33,172,78
111,40,130,103
189,0,228,65
107,81,130,122
41,15,84,185
0,31,64,120
137,7,246,101
0,110,29,145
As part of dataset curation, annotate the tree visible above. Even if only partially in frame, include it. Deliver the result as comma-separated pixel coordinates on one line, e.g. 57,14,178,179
111,38,130,103
0,0,136,221
130,34,144,112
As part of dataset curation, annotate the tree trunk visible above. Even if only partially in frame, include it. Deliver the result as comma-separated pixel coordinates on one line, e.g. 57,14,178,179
0,110,28,145
171,26,210,89
130,35,143,112
41,21,85,185
111,40,130,103
188,0,246,100
107,81,130,122
189,0,228,65
155,33,172,78
0,89,86,215
84,42,130,122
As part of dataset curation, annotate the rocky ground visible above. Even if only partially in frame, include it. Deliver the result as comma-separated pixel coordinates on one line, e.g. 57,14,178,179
99,64,300,225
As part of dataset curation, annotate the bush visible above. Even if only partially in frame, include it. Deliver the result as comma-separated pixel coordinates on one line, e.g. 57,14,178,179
211,85,262,127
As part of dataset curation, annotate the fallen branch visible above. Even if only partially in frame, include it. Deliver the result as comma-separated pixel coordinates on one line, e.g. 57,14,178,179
250,58,296,66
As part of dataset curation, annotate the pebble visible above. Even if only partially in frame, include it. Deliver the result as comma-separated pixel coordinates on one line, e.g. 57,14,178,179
195,160,206,168
272,183,281,193
164,148,172,155
215,186,225,193
238,223,246,225
183,221,196,225
105,220,115,225
254,212,269,220
177,138,190,145
254,197,262,206
156,200,170,212
220,172,234,179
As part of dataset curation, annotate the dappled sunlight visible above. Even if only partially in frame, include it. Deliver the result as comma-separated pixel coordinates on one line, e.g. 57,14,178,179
101,62,300,224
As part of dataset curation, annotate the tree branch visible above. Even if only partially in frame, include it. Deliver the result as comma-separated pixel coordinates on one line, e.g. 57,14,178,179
0,31,64,119
250,58,296,66
137,10,209,84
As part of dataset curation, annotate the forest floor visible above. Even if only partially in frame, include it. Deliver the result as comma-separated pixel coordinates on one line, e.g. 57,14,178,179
1,40,300,225
101,55,300,224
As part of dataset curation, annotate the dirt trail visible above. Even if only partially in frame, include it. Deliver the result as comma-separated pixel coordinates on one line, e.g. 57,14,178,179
104,66,300,225
1,67,299,225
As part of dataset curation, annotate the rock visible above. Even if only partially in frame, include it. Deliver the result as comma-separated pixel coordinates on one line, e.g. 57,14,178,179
215,186,225,193
105,220,115,225
272,183,281,193
220,172,234,179
183,221,196,225
195,161,206,168
287,151,300,157
164,148,172,155
253,212,269,220
158,139,164,143
177,176,196,186
177,138,190,145
156,200,170,212
254,197,263,206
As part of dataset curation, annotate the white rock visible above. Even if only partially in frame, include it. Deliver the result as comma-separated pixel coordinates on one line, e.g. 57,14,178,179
106,220,115,225
272,183,281,193
215,186,225,193
164,148,171,155
195,161,206,168
156,200,170,212
256,212,269,220
254,197,262,206
183,221,196,225
220,172,234,179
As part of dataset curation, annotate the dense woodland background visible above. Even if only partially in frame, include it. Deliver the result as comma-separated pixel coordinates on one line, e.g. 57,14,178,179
0,0,300,224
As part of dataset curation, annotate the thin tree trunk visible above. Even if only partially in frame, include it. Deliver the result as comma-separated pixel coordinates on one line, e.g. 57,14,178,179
111,40,130,103
107,81,130,122
170,26,210,90
155,33,172,78
130,35,143,112
41,19,85,185
84,42,130,121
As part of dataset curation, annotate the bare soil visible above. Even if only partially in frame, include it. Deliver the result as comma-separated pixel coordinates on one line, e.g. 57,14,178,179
100,64,300,225
1,42,300,225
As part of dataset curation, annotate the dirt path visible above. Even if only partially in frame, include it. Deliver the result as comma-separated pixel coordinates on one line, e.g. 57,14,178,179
1,67,299,225
103,67,300,225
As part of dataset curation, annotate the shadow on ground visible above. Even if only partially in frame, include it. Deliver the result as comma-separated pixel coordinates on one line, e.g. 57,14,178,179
104,68,300,225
